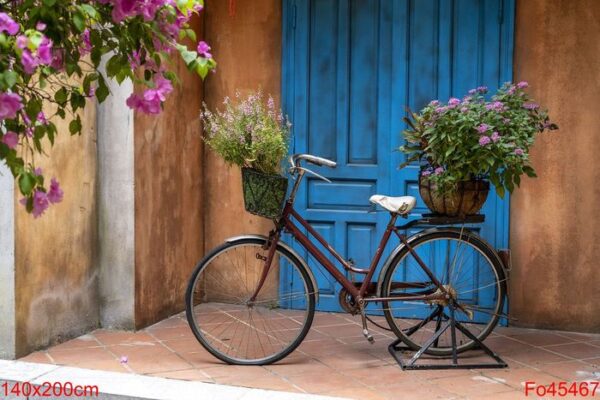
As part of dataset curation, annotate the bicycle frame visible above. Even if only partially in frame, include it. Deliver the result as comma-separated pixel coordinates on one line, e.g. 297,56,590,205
248,168,450,306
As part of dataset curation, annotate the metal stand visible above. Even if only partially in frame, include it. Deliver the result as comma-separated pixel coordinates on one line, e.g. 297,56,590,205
387,304,507,370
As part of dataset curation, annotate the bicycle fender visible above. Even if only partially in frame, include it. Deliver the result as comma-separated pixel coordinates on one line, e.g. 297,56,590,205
225,234,320,303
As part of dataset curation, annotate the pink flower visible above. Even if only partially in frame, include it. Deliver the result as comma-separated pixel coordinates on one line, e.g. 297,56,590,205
37,37,53,65
476,123,490,134
111,0,138,22
523,102,539,110
36,21,47,31
16,35,28,49
50,48,65,70
479,136,491,146
434,167,444,175
447,97,460,108
47,178,63,204
514,148,524,156
197,41,212,58
0,12,19,35
0,92,24,120
80,29,92,55
517,81,528,89
491,131,500,143
1,131,18,149
20,190,50,218
144,76,173,103
34,167,43,176
126,93,161,114
21,50,39,74
37,111,49,125
119,356,128,364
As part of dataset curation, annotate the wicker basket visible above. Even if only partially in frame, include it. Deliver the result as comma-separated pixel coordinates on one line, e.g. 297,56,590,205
241,168,288,219
419,176,489,217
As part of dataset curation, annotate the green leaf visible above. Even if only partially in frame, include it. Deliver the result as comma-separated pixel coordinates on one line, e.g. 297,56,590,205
54,87,68,104
25,99,42,119
43,0,57,6
18,173,35,196
96,74,110,102
79,4,98,18
69,116,82,135
73,11,86,32
3,71,18,89
185,28,197,42
105,54,123,77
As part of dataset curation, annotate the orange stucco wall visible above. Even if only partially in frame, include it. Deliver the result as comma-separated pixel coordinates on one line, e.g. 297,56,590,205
133,18,205,329
14,103,98,357
203,0,282,251
510,0,600,332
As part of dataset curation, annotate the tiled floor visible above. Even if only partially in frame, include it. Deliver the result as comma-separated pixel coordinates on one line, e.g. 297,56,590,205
20,311,600,400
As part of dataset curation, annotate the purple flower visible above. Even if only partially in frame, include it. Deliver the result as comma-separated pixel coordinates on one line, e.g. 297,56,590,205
34,167,43,176
421,169,432,177
523,102,539,110
20,190,49,218
1,131,18,149
435,106,448,114
485,101,505,112
476,123,490,134
517,81,529,89
47,178,63,204
491,131,500,143
0,12,19,35
477,86,488,94
37,37,53,65
143,76,173,103
434,167,444,175
460,107,469,113
429,100,439,107
36,21,47,31
447,97,461,107
507,86,516,95
197,41,212,58
0,92,24,120
479,136,491,146
21,50,38,74
468,89,477,95
514,148,525,156
503,118,511,124
120,356,128,364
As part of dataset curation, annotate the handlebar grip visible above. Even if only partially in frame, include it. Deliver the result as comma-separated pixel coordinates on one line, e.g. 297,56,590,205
290,154,337,169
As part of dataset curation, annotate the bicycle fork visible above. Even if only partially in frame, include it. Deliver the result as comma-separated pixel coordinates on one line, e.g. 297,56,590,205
248,230,281,303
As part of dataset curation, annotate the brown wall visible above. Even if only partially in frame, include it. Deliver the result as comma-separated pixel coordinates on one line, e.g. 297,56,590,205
133,19,205,328
203,0,282,250
510,0,600,332
14,104,98,357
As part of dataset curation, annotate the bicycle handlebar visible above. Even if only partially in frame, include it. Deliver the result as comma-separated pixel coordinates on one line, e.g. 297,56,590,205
289,154,337,169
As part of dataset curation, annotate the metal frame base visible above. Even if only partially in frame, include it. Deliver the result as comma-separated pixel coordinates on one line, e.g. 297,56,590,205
387,308,508,370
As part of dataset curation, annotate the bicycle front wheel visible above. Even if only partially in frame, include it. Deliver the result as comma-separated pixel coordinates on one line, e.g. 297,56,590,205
185,237,315,365
380,229,506,356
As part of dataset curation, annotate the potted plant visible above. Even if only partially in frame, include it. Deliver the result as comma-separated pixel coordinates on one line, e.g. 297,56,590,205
202,91,291,219
400,82,557,216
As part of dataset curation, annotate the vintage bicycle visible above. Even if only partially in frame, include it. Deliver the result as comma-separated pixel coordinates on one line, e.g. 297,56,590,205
185,154,507,366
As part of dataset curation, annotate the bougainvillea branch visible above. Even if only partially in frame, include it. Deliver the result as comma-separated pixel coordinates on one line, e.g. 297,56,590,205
0,0,215,217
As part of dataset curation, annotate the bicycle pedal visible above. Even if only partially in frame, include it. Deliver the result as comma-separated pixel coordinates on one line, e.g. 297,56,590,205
363,329,375,344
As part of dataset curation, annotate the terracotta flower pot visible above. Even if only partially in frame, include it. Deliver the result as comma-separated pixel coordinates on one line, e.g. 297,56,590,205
419,176,489,217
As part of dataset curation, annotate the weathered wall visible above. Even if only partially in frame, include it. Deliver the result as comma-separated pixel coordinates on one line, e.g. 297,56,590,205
510,0,600,332
133,18,205,328
14,103,98,357
203,0,282,251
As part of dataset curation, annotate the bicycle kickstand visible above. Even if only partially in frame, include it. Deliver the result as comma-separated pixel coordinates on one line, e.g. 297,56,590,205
358,299,375,344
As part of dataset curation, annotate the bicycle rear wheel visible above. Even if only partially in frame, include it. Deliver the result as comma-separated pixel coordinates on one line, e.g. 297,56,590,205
380,229,506,356
185,237,315,365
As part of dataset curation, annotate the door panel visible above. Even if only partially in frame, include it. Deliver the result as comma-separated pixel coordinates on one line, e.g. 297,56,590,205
282,0,514,313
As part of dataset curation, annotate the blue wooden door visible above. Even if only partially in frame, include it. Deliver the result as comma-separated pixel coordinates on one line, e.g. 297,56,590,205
282,0,514,312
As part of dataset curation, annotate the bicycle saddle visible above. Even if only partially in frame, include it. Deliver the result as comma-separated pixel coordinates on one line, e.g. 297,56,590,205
369,195,416,214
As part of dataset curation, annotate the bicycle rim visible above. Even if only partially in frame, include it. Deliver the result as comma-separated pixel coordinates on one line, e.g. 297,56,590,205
186,239,315,365
381,230,506,355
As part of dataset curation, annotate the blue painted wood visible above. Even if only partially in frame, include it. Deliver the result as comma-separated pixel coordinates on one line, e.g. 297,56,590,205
282,0,515,314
